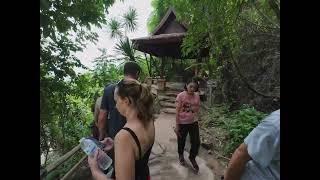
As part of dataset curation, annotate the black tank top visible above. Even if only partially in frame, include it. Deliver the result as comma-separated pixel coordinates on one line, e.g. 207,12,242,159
122,127,153,180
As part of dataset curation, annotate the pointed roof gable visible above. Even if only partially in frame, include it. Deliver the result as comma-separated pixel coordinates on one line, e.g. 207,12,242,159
151,7,187,35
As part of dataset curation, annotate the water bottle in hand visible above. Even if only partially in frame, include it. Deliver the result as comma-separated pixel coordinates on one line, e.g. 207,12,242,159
79,138,112,170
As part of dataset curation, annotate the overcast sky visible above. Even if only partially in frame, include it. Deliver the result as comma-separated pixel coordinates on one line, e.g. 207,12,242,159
74,0,153,73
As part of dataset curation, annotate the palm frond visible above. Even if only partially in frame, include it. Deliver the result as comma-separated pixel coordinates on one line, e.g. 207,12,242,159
114,37,136,61
123,7,138,32
108,18,123,39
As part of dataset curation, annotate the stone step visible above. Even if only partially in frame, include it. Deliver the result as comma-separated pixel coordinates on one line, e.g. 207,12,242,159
165,82,185,91
160,108,176,114
166,86,184,92
163,91,180,97
159,101,176,108
158,95,176,103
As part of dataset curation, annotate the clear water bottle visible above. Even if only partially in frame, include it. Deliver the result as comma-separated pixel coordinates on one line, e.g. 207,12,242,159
106,166,114,177
79,138,113,171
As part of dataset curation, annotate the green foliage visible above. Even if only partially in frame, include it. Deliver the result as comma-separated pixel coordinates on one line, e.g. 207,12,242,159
147,0,171,32
107,6,138,39
180,0,243,58
40,0,114,80
115,37,137,62
40,0,119,160
205,104,267,156
108,18,123,39
223,104,267,155
123,7,138,32
72,51,122,108
41,51,122,178
203,104,230,128
147,0,279,80
40,80,92,153
40,1,146,178
40,0,116,157
107,7,139,62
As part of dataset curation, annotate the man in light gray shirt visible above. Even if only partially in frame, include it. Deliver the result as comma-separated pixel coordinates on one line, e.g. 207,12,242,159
224,109,280,180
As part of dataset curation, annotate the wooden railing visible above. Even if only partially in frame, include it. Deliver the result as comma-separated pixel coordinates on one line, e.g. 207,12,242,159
40,144,87,180
60,155,87,180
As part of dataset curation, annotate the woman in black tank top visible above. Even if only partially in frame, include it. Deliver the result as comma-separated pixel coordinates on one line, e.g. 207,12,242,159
88,79,155,180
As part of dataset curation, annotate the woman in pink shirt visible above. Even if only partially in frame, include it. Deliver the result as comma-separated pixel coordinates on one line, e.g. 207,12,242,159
175,79,201,173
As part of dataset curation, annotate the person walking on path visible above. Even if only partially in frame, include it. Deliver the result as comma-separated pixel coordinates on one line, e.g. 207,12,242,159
175,78,201,174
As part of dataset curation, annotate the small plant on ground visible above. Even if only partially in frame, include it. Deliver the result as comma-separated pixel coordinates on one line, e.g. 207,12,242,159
202,104,267,157
223,104,267,156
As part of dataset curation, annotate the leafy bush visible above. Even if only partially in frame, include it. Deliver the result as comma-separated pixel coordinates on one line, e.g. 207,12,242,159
204,104,267,156
223,104,267,155
203,104,230,128
41,55,122,167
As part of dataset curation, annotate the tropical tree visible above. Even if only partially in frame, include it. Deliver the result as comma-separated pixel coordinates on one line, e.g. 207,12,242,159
115,37,137,62
147,0,280,110
108,18,123,39
123,7,138,34
147,0,172,32
91,48,123,86
40,0,116,163
107,7,139,61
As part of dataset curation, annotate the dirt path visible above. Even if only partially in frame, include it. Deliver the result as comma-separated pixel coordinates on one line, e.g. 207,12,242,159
149,112,223,180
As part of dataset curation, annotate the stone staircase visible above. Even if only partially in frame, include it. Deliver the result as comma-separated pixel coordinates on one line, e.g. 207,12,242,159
159,94,176,114
158,82,184,114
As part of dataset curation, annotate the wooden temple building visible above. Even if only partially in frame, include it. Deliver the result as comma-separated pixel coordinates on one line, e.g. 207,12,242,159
131,8,208,90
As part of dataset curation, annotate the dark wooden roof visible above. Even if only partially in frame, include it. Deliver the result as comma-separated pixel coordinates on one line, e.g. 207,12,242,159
132,33,185,58
151,8,187,35
132,8,188,58
133,33,185,44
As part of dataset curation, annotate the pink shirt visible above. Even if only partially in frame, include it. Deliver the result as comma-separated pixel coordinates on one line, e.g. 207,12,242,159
176,91,200,124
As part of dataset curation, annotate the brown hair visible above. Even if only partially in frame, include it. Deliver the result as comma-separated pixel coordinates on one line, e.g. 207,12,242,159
116,79,154,125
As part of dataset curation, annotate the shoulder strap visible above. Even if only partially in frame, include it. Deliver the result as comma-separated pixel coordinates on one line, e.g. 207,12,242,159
122,127,142,159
